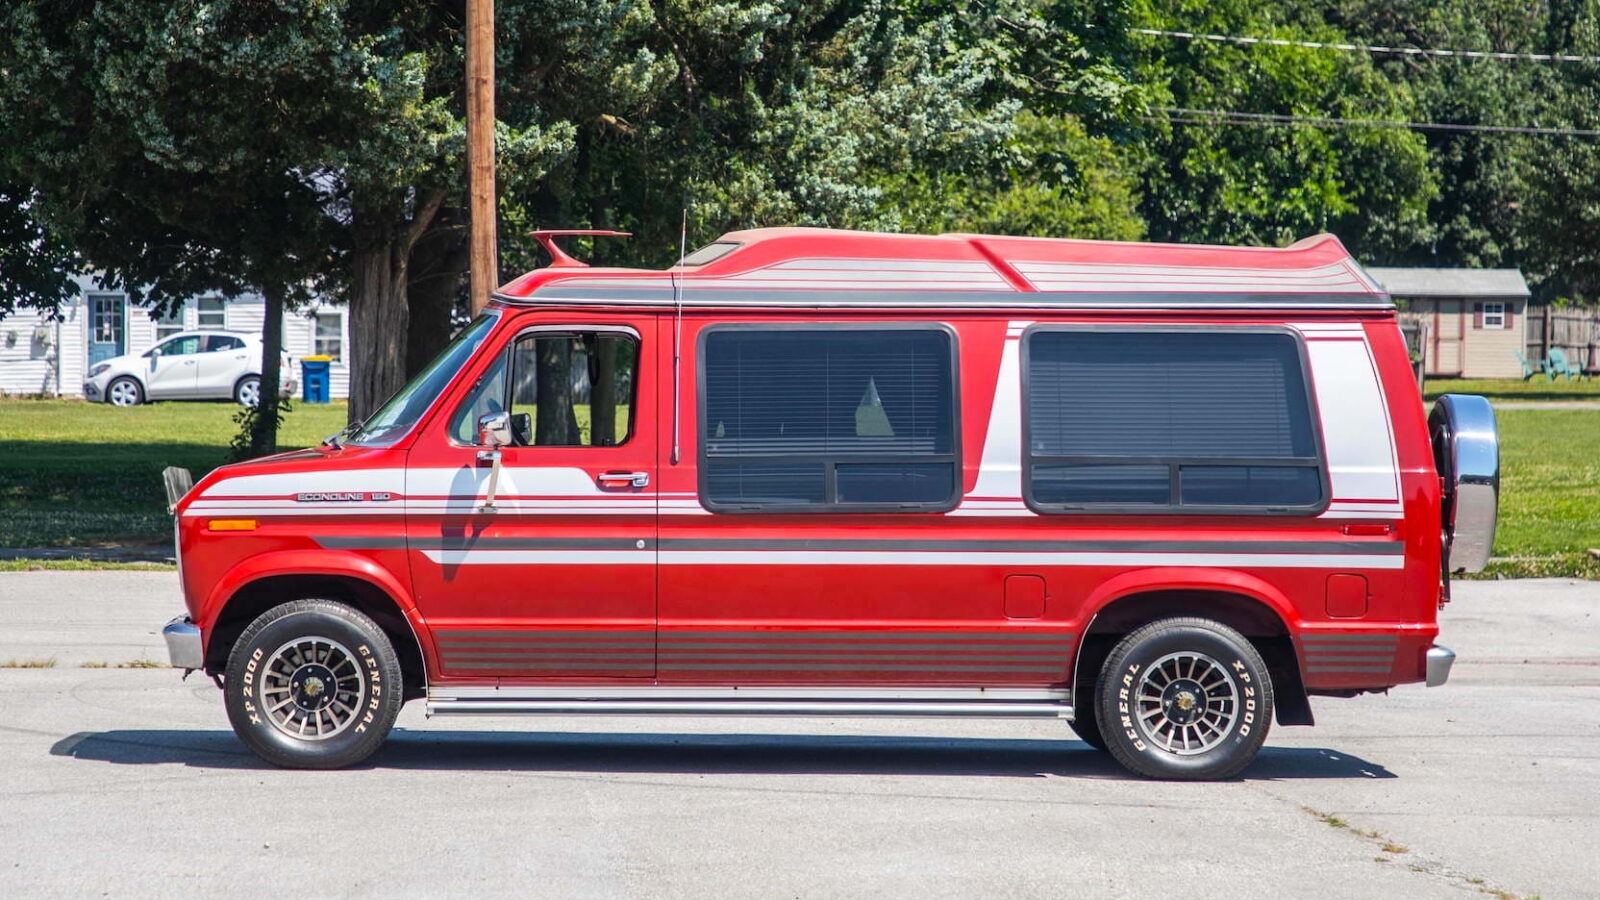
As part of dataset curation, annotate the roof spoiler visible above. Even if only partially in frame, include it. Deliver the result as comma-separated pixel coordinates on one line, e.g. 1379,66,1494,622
531,229,632,268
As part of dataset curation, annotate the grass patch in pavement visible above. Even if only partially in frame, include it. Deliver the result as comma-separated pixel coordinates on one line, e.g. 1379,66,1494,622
0,658,58,668
0,397,347,547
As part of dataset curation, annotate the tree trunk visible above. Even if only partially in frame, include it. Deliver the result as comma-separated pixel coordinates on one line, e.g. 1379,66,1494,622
590,335,617,446
249,286,285,456
348,189,445,425
406,209,469,378
535,336,578,444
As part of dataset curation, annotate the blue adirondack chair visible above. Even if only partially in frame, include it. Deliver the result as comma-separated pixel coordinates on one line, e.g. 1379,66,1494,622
1546,347,1585,380
1514,350,1541,380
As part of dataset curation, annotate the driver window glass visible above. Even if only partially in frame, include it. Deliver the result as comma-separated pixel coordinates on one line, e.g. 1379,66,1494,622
161,336,202,356
452,330,638,447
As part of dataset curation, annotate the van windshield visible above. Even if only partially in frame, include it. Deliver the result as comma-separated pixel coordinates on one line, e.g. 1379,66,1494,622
344,313,498,446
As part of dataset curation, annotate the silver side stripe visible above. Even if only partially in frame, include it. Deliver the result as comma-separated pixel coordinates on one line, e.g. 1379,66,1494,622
323,536,1400,555
417,549,1404,569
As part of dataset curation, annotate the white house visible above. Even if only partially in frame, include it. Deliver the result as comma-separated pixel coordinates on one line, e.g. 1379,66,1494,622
0,276,350,399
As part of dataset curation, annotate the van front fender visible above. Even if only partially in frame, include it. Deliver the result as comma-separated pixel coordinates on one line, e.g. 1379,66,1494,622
199,549,421,646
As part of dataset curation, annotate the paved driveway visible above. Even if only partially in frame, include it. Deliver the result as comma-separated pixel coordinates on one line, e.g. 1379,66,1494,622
0,573,1594,899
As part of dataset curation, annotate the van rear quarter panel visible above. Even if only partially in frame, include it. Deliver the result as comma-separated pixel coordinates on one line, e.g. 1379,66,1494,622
656,309,1434,691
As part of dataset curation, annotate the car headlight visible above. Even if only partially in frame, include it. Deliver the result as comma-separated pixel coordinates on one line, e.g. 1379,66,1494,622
88,363,110,378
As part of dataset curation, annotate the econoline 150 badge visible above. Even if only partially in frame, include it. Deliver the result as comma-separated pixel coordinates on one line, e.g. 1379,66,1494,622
295,492,394,502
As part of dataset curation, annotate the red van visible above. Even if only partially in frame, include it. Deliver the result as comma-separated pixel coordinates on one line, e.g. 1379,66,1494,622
159,227,1499,779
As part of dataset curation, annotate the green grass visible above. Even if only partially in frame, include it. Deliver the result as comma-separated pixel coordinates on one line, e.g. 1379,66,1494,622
1466,408,1600,579
1424,377,1600,402
0,397,347,547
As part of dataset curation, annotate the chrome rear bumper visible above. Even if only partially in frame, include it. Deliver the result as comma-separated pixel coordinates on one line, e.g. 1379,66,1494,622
162,616,203,670
1426,645,1456,687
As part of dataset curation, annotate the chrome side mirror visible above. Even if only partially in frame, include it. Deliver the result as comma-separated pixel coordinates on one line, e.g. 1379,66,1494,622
475,411,511,512
477,411,512,448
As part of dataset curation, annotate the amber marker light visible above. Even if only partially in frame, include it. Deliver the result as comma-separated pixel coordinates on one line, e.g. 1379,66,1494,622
207,519,258,532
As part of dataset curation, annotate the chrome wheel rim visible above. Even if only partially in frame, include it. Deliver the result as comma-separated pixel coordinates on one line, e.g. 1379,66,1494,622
1133,651,1240,755
237,379,260,407
109,380,139,406
259,637,366,741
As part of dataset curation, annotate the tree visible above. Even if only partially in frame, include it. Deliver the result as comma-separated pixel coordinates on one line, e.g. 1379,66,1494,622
0,188,78,318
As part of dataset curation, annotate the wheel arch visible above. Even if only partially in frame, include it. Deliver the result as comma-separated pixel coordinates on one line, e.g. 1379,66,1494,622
1072,568,1313,727
201,552,428,700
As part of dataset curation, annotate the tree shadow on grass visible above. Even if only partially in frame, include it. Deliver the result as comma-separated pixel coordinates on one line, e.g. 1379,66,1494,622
50,728,1396,780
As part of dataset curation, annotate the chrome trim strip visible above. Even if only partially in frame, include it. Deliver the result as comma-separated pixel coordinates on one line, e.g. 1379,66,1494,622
1426,645,1456,687
428,699,1075,718
322,535,1403,555
162,616,203,670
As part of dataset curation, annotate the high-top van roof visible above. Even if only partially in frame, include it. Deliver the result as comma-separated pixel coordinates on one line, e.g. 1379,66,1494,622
495,227,1390,311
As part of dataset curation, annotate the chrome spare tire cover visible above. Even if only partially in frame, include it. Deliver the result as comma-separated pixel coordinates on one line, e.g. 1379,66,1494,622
1429,394,1499,573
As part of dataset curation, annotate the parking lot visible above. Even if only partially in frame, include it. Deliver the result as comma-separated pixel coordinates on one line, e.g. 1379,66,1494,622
0,572,1595,899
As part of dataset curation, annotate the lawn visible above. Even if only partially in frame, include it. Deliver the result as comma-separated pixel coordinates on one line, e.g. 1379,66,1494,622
0,395,1595,577
1424,376,1600,402
0,397,347,548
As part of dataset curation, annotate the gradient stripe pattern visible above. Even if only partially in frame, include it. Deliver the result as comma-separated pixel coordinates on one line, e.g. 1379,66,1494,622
432,628,1075,683
1301,633,1399,674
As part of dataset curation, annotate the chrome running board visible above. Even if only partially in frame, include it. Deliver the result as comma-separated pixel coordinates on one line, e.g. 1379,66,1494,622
427,686,1074,720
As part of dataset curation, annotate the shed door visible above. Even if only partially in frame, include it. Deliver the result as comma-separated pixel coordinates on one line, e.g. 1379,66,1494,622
88,294,126,365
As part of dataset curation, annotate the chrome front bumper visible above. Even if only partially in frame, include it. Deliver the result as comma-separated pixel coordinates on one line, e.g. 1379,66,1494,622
1426,645,1456,687
162,616,203,670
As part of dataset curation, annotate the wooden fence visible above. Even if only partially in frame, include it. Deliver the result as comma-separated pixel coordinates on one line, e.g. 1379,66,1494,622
1526,307,1600,373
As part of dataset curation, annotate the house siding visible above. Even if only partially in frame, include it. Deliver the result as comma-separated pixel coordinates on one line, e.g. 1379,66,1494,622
0,281,349,399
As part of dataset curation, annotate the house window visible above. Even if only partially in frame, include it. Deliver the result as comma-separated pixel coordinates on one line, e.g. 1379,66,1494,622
1482,302,1506,329
1022,327,1325,514
698,325,959,511
155,304,185,340
197,297,226,329
314,312,343,360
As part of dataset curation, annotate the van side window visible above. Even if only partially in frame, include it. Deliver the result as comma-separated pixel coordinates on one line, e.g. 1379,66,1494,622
1023,328,1324,513
450,330,638,447
700,326,958,510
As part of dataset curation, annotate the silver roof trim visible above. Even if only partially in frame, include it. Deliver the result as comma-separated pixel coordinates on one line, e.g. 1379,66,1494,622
495,286,1394,312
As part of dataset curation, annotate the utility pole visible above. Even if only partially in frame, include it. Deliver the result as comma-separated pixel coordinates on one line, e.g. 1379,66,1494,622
466,0,497,315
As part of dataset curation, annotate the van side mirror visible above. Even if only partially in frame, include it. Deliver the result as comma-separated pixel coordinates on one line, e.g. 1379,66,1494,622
477,411,512,448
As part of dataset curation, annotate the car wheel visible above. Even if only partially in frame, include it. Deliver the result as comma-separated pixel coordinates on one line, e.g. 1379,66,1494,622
106,376,144,407
1095,617,1273,780
224,599,403,769
234,375,261,407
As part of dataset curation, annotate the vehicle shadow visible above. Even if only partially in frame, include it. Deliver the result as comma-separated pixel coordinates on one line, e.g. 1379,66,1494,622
49,729,1396,780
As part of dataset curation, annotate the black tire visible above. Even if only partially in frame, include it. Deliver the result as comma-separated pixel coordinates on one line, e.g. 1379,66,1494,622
106,375,144,407
1068,680,1108,751
1095,617,1272,780
224,599,403,769
234,375,261,407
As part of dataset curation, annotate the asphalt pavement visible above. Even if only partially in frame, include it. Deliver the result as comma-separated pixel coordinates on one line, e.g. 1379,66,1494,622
0,571,1595,899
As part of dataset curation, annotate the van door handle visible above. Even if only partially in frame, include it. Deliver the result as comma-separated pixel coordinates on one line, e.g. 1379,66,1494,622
597,471,649,488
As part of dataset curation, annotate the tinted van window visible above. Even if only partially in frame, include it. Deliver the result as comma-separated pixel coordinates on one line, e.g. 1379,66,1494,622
1024,328,1323,512
700,327,957,510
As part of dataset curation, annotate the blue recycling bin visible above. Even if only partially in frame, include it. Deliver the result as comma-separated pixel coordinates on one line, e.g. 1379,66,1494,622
300,356,331,404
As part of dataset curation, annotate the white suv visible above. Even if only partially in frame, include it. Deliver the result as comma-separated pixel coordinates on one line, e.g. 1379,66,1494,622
84,331,296,407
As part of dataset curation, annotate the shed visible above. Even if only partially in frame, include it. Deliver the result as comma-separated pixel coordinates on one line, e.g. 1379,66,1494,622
1368,267,1531,379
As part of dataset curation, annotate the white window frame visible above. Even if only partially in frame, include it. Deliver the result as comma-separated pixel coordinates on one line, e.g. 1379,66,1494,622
155,303,186,340
196,296,226,330
1482,302,1507,329
313,311,343,360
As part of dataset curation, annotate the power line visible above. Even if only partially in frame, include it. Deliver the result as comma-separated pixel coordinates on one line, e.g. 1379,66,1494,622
1135,28,1600,65
1147,107,1600,138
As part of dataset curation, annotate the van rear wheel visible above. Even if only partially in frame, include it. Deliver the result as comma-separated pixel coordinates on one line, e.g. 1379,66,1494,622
224,599,402,769
1094,617,1272,780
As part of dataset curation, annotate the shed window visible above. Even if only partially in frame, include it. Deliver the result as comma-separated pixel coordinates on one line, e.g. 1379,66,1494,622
1482,302,1506,329
700,327,957,510
1023,328,1324,513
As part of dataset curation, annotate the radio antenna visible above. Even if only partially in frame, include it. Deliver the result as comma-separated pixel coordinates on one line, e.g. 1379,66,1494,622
670,206,687,465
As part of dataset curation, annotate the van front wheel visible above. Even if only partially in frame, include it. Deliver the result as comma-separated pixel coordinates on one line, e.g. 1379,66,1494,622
224,599,403,769
1094,617,1272,780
